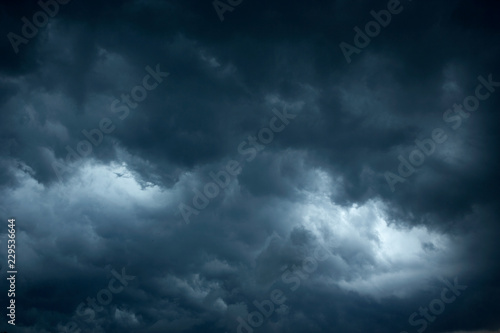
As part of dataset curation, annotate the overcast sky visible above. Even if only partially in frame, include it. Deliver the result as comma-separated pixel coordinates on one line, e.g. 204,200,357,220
1,0,500,332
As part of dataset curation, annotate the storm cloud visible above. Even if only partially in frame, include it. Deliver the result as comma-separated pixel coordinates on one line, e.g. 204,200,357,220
0,0,499,332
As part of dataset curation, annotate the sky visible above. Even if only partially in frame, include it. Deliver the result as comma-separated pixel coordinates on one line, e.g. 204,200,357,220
0,0,499,332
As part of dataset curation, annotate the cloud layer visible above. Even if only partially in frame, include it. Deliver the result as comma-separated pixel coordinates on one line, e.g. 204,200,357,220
0,0,499,332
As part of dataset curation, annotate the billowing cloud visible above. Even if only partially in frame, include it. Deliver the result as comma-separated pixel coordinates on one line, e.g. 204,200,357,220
0,0,499,332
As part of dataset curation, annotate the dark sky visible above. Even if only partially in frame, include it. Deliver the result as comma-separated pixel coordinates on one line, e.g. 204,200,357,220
0,0,500,332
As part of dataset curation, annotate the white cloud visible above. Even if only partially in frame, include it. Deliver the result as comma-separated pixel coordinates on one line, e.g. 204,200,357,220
295,169,456,298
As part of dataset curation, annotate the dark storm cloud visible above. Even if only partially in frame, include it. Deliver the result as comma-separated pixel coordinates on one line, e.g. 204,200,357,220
0,0,499,332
